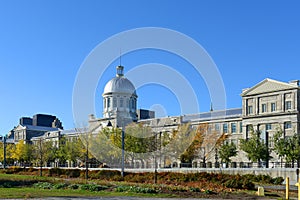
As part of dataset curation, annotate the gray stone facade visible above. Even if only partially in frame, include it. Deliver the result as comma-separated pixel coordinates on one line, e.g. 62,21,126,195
8,75,299,168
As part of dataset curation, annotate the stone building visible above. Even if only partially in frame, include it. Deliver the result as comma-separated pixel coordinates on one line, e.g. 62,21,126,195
8,114,63,143
7,65,300,168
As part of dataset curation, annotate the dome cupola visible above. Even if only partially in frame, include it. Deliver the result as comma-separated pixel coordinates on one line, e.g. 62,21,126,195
102,66,138,125
103,66,136,96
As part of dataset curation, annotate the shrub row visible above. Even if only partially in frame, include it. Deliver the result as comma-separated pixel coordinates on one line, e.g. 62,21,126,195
48,168,81,178
1,167,284,188
0,180,38,188
33,182,108,192
115,185,157,193
242,174,284,185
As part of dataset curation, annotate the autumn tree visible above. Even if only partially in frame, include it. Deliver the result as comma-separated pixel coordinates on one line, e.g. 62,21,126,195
166,123,197,165
179,124,206,164
12,140,34,166
0,142,15,166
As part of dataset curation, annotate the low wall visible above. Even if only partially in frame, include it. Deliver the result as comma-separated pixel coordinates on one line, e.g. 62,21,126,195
123,167,299,185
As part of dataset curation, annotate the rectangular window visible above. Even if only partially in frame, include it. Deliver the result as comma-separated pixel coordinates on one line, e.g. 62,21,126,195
246,125,252,140
284,121,292,129
223,123,228,133
239,122,243,133
285,101,292,110
262,104,267,113
247,105,253,114
271,103,276,112
215,123,220,131
266,123,272,130
231,123,236,133
268,135,273,148
120,98,124,107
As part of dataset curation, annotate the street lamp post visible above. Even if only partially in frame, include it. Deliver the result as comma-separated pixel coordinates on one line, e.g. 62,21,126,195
121,129,125,178
215,148,219,168
153,131,162,184
3,136,6,169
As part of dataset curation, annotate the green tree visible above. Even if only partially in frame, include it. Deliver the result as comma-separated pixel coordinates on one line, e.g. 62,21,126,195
32,139,53,176
273,130,300,168
218,142,237,167
64,138,82,167
56,137,68,167
240,129,271,166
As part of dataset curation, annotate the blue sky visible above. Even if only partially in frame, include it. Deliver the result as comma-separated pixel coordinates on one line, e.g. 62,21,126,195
0,1,299,135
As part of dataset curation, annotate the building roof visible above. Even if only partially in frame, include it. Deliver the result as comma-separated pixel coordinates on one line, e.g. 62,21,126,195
15,124,59,132
182,108,242,122
241,78,299,96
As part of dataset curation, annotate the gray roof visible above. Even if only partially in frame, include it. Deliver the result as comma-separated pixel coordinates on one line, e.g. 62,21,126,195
24,125,59,132
182,108,242,122
103,76,136,95
60,127,87,135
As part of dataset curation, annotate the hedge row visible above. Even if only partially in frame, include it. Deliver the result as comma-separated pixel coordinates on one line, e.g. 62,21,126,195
1,167,284,190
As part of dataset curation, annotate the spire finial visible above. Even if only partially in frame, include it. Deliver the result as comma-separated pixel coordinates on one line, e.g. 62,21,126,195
210,102,213,112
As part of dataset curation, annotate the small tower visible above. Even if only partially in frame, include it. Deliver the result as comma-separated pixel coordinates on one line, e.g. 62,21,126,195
116,65,124,77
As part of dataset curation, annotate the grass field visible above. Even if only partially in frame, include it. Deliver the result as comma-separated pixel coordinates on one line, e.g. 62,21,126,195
0,187,173,199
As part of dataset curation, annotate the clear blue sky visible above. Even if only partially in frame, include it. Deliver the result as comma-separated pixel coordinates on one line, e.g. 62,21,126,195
0,1,299,135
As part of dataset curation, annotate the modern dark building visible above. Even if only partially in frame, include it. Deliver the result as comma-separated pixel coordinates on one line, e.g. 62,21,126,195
19,117,33,126
137,109,155,120
32,114,63,128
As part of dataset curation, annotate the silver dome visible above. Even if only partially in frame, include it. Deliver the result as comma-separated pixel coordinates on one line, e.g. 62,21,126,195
103,76,136,95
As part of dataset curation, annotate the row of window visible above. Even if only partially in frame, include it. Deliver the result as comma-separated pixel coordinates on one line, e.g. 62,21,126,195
245,122,292,133
218,121,292,135
104,97,136,110
247,100,292,115
214,122,242,134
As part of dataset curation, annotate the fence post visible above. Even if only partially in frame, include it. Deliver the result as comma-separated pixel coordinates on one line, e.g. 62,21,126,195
286,177,289,200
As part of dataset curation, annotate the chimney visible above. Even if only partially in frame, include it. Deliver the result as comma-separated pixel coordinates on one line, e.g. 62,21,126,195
289,80,299,86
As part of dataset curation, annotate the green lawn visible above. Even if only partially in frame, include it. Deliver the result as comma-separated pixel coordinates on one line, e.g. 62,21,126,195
0,187,171,199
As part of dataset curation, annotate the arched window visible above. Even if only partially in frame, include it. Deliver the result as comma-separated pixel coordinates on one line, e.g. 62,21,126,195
113,98,117,107
131,98,134,109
